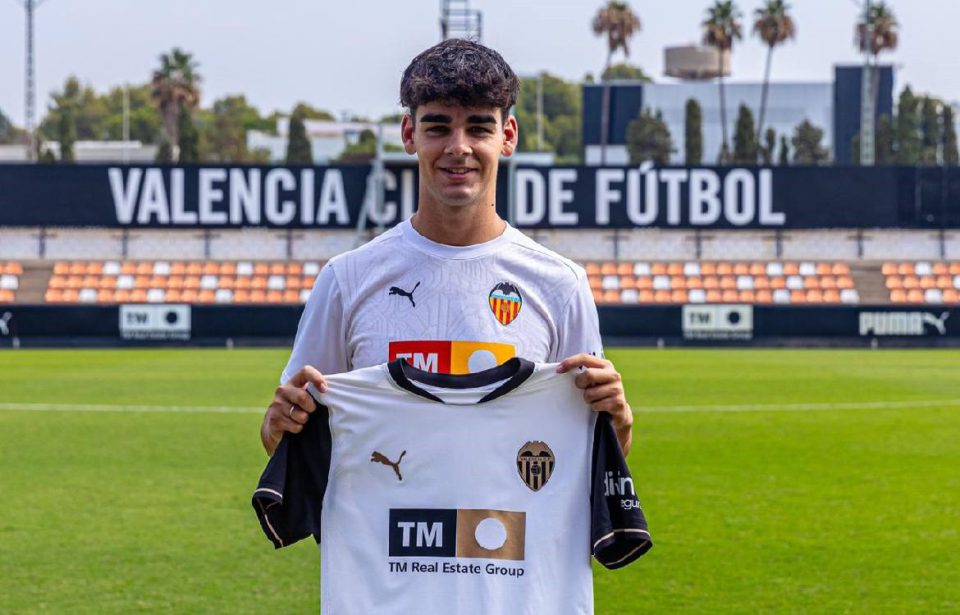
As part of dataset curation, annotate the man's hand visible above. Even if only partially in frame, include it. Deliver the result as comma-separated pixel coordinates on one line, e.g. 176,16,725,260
556,354,634,455
260,366,328,456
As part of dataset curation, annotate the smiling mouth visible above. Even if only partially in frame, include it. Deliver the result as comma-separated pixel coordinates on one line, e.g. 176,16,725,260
440,167,477,176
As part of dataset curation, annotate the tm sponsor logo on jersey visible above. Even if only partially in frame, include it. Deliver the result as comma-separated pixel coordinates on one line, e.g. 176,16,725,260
603,471,643,511
388,340,516,374
859,311,951,336
489,282,523,326
388,508,526,577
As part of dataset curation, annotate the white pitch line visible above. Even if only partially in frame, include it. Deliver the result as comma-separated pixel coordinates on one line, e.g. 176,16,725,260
636,399,960,414
1,399,959,416
0,402,264,414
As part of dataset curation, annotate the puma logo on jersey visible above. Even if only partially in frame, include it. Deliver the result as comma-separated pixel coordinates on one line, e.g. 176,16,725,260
0,312,11,336
389,282,420,308
371,450,407,481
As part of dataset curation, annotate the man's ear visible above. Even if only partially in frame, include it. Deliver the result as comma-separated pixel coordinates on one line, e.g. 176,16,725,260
401,113,417,155
501,115,518,157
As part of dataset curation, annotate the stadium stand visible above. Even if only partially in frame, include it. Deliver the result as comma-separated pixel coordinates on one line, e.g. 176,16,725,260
43,261,323,305
586,261,859,305
882,261,960,304
0,261,22,303
25,258,878,306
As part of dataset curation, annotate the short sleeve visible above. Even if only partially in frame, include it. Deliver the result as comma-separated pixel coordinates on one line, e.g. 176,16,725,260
553,270,604,361
252,405,332,549
281,263,350,383
590,414,652,569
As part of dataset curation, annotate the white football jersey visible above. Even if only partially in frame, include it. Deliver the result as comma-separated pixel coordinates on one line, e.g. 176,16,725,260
254,358,651,614
282,219,603,381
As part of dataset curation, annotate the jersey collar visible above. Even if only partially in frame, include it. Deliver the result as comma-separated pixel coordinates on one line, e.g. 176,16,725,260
387,357,535,404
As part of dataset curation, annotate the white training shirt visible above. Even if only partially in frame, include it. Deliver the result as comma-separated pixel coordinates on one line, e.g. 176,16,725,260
254,358,651,614
282,219,603,380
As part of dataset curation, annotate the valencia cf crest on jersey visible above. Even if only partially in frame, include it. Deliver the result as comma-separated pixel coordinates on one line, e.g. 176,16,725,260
489,282,522,326
516,441,555,491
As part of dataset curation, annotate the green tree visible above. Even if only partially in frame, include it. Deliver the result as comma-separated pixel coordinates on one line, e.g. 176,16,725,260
626,109,673,164
286,110,313,164
920,97,941,165
102,84,163,144
58,103,77,162
685,98,703,164
335,129,404,163
778,134,790,165
292,102,336,121
876,114,896,164
896,86,921,164
732,103,758,164
855,2,899,163
0,108,26,144
600,63,653,82
203,95,267,162
703,1,743,161
155,141,173,163
151,48,201,150
753,1,795,141
791,119,829,165
514,72,582,161
177,106,199,162
760,127,776,165
41,76,108,141
943,105,959,166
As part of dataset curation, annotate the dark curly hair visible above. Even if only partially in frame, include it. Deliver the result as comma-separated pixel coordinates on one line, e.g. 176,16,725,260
400,39,519,119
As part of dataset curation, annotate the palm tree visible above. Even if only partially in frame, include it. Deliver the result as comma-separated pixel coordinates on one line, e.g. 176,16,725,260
702,1,742,163
854,2,898,164
151,48,201,150
592,2,641,164
753,1,795,147
592,2,642,77
855,1,898,57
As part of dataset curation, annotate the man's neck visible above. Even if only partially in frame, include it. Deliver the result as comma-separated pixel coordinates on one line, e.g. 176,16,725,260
410,202,506,247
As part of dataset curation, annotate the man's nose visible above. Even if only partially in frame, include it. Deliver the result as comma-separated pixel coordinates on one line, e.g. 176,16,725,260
444,129,471,156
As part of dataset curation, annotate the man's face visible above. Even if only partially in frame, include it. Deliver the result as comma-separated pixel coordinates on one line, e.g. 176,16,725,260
401,102,518,209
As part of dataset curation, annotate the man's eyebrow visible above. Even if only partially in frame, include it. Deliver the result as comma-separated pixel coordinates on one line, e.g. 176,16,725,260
419,113,451,123
467,115,497,125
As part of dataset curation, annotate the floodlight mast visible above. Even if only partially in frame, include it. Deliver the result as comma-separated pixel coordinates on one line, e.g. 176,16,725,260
440,0,482,42
17,0,48,162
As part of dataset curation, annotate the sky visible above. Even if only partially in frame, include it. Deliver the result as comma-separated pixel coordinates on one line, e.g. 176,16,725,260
0,0,957,127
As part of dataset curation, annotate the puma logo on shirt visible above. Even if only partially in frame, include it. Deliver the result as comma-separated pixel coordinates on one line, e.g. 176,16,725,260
389,282,420,308
371,450,407,481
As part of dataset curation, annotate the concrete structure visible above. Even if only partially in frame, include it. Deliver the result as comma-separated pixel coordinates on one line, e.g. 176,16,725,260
583,65,894,165
0,141,157,163
664,45,729,80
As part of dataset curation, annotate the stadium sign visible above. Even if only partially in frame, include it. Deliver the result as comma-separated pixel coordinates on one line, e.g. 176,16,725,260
859,311,952,337
515,164,783,227
2,163,955,229
119,304,191,340
682,304,754,340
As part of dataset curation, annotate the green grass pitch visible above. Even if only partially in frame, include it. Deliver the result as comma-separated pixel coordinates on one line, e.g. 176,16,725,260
1,348,958,613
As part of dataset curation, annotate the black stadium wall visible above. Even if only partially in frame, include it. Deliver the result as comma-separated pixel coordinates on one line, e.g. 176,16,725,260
0,305,957,348
1,163,959,230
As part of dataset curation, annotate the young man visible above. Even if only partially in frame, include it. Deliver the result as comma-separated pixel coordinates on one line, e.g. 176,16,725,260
260,39,634,455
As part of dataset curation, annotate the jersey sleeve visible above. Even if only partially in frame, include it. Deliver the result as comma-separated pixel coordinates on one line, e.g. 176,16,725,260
252,404,332,549
590,413,652,569
553,270,604,361
281,263,350,383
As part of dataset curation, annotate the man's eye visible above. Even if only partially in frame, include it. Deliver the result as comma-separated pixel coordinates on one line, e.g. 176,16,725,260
426,126,447,134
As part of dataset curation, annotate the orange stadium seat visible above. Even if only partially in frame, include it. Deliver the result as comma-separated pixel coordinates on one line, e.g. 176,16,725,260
254,263,270,275
616,263,633,276
220,262,237,276
756,290,773,304
906,289,924,303
283,290,300,304
700,262,717,276
685,277,703,290
584,263,601,276
944,289,959,303
670,290,688,304
602,290,620,304
783,263,799,275
885,277,902,289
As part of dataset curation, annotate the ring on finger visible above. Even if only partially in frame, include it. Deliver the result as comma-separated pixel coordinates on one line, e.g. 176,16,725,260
288,405,296,418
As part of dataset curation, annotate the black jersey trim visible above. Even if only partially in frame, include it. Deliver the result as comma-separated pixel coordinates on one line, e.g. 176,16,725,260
386,357,535,404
